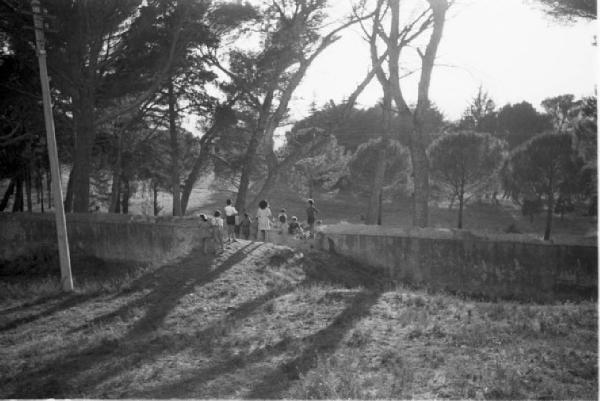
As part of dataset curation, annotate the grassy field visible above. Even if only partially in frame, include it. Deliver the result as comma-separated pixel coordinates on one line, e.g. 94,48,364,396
0,242,596,399
1,173,595,241
184,184,596,242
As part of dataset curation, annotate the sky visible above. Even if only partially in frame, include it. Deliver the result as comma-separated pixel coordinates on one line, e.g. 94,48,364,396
182,0,597,140
288,0,597,122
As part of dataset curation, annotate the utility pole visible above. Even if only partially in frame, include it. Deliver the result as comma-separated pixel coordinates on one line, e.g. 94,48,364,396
30,0,74,291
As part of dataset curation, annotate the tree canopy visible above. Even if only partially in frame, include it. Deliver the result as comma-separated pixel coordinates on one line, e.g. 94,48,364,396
429,131,505,228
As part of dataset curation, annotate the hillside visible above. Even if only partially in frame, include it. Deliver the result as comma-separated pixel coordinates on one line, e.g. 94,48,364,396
0,241,596,399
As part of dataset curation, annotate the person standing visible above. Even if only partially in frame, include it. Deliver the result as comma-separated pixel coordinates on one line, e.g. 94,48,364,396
211,210,225,254
277,208,288,233
224,199,238,243
306,198,319,238
240,212,252,240
256,199,272,242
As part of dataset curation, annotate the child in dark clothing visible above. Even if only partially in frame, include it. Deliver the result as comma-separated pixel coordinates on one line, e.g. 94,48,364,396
240,213,252,240
306,199,319,238
278,208,288,233
287,216,303,237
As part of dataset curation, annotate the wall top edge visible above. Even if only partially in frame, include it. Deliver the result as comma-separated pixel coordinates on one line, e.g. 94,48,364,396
317,224,598,247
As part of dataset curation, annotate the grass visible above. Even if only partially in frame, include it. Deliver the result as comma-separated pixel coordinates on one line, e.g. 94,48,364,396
183,182,595,241
1,174,594,241
0,254,154,307
0,241,596,399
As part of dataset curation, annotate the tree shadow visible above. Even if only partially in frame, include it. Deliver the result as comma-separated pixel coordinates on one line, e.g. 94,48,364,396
4,246,387,399
0,256,151,328
4,243,263,398
0,293,99,332
129,252,386,398
245,288,383,399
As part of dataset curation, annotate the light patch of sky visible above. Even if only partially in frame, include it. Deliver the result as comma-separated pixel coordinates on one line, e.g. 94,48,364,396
291,0,597,121
185,0,597,145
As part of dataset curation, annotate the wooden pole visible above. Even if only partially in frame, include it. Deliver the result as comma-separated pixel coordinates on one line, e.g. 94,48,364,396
31,0,74,291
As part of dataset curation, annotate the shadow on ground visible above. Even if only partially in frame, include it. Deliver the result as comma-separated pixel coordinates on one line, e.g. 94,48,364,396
2,242,387,399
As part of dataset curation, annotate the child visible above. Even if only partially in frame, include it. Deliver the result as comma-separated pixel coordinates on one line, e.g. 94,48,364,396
199,213,211,254
256,200,272,242
224,199,238,243
306,199,319,238
278,208,288,233
288,216,303,237
240,213,252,240
211,210,225,254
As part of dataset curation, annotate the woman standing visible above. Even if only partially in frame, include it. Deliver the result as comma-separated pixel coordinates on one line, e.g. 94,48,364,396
256,199,272,242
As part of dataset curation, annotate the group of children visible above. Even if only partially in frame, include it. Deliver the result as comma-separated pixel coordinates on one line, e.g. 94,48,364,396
200,198,320,254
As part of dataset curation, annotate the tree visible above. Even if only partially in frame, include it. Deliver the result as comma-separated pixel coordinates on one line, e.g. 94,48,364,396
213,0,374,212
363,0,451,227
531,0,596,21
541,94,577,132
496,101,551,149
349,137,411,196
459,86,497,133
502,132,579,240
429,131,505,228
0,53,60,213
284,132,351,198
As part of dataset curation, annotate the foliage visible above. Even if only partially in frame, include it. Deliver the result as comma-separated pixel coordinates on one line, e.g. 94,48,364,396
285,133,351,197
501,132,583,239
429,131,506,228
495,101,552,149
293,101,446,153
502,133,578,201
458,86,497,133
349,138,410,194
532,0,596,21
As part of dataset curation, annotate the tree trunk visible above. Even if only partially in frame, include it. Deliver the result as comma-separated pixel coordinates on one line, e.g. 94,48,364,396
13,176,24,212
46,172,52,209
0,179,15,211
109,131,123,213
251,167,278,209
36,170,41,205
236,92,274,212
236,127,264,212
153,182,160,216
366,143,387,224
168,79,182,216
71,96,96,213
457,192,464,229
25,141,33,212
64,167,74,212
121,177,130,214
110,171,121,213
181,143,209,215
39,172,44,213
377,190,383,225
410,142,430,227
366,90,392,225
25,168,32,212
544,191,554,241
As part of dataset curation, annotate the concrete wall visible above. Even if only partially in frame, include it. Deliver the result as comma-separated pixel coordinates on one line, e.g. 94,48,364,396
316,224,597,302
0,212,211,266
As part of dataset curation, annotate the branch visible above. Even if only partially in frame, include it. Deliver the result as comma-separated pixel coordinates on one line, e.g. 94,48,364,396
95,2,189,126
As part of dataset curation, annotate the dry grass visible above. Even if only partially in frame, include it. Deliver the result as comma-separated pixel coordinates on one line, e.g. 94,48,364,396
0,242,597,399
187,184,595,240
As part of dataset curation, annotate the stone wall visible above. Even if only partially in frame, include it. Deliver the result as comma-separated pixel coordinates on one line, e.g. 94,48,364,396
316,224,597,302
0,212,211,266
